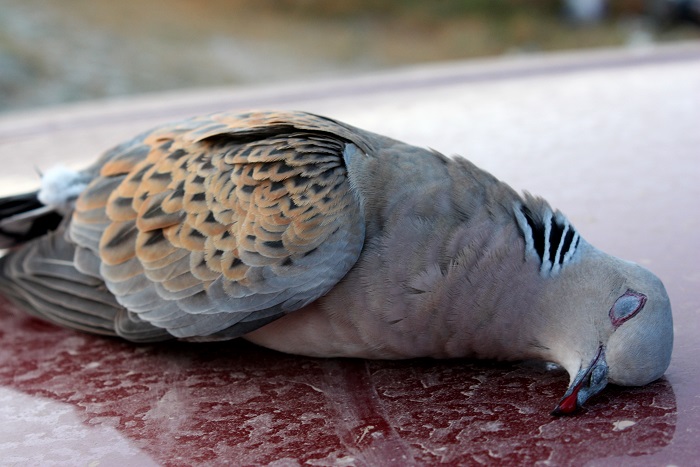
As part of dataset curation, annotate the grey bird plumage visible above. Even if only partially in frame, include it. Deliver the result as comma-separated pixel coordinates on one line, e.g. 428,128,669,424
0,110,673,414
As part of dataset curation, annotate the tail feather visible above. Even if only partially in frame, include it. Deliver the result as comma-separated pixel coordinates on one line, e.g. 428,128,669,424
0,191,64,249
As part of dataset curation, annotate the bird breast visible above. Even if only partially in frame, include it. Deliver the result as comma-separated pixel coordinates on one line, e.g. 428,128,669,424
246,155,543,361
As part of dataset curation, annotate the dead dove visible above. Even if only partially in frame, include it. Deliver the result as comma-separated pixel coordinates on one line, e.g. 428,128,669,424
0,110,673,415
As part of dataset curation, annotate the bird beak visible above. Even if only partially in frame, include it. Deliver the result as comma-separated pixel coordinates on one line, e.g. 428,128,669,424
551,345,609,416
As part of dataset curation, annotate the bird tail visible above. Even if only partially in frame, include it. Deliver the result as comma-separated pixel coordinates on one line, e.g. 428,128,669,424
0,191,64,250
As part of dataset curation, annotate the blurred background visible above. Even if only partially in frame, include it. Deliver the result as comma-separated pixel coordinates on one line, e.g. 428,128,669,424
1,0,699,114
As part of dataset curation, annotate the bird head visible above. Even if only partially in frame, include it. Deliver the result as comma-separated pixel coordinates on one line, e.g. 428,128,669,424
512,200,673,415
544,242,673,416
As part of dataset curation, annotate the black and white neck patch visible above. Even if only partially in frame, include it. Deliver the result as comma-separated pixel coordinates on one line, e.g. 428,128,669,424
513,200,581,276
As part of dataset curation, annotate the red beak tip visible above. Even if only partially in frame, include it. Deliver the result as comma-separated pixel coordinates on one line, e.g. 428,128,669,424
551,393,579,416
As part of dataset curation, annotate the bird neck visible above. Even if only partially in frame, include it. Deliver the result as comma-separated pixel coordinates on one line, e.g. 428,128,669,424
352,209,548,361
437,242,548,361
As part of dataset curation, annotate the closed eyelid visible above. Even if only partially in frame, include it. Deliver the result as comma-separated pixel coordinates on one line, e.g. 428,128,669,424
609,289,647,327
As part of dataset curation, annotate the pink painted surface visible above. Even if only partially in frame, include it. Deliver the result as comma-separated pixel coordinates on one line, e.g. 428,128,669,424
0,43,698,465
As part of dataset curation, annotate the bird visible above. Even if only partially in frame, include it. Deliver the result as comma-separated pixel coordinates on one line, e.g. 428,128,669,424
0,110,673,415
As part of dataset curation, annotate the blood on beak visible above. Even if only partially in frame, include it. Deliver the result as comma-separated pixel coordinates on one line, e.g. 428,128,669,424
551,346,609,416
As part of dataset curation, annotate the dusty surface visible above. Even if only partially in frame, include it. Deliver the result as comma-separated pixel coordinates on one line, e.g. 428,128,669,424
0,310,676,466
0,43,698,465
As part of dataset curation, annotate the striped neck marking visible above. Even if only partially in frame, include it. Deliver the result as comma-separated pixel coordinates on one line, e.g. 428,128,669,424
514,203,581,276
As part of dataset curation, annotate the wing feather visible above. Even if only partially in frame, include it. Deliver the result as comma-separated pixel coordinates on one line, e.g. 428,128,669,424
71,113,368,338
3,110,368,341
0,229,170,341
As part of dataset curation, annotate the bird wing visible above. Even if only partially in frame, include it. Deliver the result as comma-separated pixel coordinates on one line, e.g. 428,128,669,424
0,226,172,342
67,110,367,340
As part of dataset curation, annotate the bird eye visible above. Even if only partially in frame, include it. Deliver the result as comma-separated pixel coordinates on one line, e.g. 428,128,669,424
609,289,647,327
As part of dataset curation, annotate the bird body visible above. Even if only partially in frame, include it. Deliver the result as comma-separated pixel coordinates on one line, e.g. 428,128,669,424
0,110,673,414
